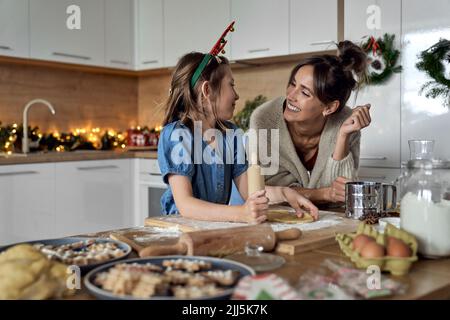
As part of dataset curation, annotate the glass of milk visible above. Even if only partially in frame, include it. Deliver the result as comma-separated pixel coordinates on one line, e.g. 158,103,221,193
400,160,450,258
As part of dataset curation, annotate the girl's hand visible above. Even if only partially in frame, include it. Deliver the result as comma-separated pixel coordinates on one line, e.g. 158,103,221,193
339,104,371,136
241,190,269,224
325,176,350,203
282,187,319,221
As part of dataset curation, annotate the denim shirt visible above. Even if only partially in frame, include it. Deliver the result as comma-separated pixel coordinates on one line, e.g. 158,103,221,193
157,121,248,215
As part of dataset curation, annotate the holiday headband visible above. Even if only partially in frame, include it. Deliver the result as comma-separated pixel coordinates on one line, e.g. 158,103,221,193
190,21,235,88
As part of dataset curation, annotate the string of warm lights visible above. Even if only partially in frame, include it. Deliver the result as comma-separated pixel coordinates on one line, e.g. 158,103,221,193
0,123,161,154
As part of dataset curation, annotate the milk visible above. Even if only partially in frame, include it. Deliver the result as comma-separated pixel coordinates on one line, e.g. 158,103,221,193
401,192,450,257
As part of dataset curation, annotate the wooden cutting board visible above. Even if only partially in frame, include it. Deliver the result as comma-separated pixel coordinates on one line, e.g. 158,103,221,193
144,214,360,255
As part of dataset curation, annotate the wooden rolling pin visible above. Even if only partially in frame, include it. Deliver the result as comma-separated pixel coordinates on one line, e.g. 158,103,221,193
248,152,265,195
139,224,301,257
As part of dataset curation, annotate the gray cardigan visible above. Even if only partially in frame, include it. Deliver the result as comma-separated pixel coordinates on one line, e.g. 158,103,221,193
249,97,360,188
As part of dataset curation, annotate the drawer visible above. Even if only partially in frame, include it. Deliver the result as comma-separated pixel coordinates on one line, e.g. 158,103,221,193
139,159,161,175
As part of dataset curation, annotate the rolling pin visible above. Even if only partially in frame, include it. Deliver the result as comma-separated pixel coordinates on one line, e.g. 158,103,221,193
248,152,265,195
139,224,301,257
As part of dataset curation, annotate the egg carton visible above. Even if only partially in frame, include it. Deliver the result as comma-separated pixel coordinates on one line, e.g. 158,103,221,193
335,223,418,276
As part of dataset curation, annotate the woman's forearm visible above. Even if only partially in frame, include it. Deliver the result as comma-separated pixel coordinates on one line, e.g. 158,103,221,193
290,186,330,204
333,132,350,161
176,196,245,223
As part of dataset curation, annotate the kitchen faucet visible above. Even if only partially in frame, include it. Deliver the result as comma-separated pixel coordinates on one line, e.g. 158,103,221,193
22,99,56,154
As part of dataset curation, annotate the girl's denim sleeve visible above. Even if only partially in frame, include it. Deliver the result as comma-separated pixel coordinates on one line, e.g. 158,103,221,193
157,123,194,184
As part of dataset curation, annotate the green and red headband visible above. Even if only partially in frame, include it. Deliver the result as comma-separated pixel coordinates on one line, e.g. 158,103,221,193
190,21,235,88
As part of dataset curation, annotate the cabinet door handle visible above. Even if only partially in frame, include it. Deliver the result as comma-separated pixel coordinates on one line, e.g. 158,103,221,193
149,172,162,176
53,52,91,60
248,48,270,53
110,60,129,65
0,45,12,50
360,157,388,160
310,40,335,46
0,171,38,176
142,60,158,64
77,165,119,171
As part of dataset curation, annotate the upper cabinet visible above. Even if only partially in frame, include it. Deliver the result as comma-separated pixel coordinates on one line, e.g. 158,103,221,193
105,0,164,70
230,0,289,60
164,0,230,67
400,0,450,162
290,0,338,54
105,0,134,69
30,0,105,66
135,0,164,70
0,0,29,58
345,0,402,168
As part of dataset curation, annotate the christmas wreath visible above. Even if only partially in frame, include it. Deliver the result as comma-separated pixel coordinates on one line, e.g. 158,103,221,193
361,33,402,86
416,38,450,108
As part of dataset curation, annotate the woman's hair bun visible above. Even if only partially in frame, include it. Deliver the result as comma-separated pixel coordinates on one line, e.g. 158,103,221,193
337,40,367,76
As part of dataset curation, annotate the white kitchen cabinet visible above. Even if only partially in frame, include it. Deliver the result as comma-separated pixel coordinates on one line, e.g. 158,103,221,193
345,0,402,168
105,0,164,70
400,0,450,162
357,167,400,184
231,0,289,60
0,163,56,246
30,0,105,66
290,0,338,54
54,160,134,237
105,0,134,69
164,0,230,67
344,0,401,43
133,159,166,223
0,0,29,59
135,0,164,70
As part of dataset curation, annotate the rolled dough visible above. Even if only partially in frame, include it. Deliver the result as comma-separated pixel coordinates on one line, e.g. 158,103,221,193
267,210,314,224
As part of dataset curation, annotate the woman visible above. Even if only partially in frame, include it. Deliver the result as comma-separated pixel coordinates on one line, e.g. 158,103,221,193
250,41,371,204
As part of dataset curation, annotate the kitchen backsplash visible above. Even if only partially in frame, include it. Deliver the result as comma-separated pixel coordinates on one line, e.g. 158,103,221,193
0,60,298,132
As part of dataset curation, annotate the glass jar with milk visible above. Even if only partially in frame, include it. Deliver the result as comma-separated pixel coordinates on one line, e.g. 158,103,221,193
400,160,450,258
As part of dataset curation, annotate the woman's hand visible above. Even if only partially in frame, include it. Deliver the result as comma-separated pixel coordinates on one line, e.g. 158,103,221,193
241,190,269,223
282,187,319,221
339,104,371,136
325,176,350,203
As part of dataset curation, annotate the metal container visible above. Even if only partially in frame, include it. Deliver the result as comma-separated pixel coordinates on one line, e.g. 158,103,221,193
345,181,397,220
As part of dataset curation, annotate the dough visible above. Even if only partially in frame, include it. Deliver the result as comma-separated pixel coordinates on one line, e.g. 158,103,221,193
266,210,314,224
0,244,74,299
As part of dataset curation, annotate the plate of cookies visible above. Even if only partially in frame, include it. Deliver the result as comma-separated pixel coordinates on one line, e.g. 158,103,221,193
84,255,255,300
0,237,131,274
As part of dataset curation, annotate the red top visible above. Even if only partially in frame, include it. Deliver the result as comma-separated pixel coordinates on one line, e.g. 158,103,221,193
300,148,319,172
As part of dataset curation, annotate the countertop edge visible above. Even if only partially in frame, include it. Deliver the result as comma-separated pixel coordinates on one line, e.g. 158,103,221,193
0,151,158,166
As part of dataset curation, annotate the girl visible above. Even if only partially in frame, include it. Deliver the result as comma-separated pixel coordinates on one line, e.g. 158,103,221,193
157,52,318,223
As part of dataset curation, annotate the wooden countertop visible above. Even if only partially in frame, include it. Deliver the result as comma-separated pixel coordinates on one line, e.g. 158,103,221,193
0,150,157,165
69,218,450,300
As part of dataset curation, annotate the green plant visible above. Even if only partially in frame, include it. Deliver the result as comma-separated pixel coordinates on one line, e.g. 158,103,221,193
232,95,267,131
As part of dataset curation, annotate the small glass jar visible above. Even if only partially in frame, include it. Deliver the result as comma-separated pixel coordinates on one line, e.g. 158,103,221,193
400,160,450,258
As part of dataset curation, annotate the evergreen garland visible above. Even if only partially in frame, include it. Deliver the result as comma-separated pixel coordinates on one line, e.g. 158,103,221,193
233,95,267,131
416,38,450,108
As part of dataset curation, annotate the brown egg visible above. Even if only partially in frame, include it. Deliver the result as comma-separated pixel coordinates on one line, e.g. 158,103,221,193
387,236,412,257
352,234,375,252
360,241,385,258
